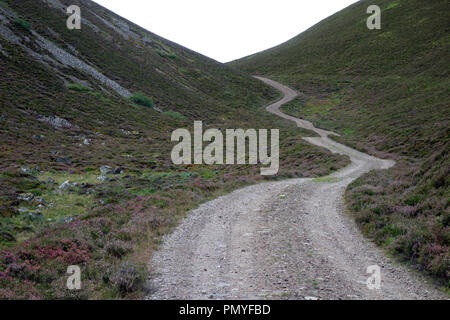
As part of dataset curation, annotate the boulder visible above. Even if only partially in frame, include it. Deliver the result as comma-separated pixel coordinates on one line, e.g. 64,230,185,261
59,180,72,190
100,165,114,174
18,193,35,202
55,156,72,164
47,177,55,184
113,167,125,174
97,175,108,182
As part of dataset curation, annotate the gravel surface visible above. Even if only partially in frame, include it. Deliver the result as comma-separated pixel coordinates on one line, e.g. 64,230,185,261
148,78,447,300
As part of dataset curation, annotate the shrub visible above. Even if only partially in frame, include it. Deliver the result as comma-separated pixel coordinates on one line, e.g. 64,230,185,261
129,93,155,108
105,240,132,258
116,228,132,241
167,52,177,59
163,111,185,120
13,18,31,32
154,49,165,57
154,49,176,59
110,261,146,295
66,83,90,92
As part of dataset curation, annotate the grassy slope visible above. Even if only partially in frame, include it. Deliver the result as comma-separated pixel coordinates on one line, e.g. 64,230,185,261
0,0,349,298
230,0,449,286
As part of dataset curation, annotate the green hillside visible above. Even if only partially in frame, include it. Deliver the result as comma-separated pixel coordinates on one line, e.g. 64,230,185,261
0,0,349,298
231,0,449,285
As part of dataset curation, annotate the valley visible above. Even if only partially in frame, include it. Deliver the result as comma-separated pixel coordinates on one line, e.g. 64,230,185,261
0,0,447,299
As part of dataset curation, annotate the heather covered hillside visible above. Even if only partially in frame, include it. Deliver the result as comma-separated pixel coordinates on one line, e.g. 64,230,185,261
231,0,449,285
0,0,349,298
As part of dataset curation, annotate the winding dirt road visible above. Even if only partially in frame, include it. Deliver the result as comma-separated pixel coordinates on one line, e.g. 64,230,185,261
148,78,446,300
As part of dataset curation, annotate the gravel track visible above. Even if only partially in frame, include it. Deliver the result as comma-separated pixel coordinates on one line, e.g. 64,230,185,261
148,78,446,300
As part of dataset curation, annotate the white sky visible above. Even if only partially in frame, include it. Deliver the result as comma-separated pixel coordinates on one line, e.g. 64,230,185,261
92,0,359,63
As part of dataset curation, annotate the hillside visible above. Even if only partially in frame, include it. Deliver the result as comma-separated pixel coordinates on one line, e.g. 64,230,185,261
231,0,449,284
0,0,350,299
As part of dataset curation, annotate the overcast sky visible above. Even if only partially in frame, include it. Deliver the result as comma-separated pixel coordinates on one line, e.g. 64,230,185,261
92,0,359,63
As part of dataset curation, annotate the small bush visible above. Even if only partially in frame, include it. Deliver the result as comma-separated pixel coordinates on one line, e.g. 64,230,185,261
163,111,185,120
129,93,155,108
105,240,132,258
13,18,31,32
110,261,146,295
66,83,90,92
154,49,176,59
154,49,165,57
167,52,177,59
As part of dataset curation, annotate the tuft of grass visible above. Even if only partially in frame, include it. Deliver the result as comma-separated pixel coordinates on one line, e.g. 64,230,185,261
13,18,31,32
66,83,91,92
154,48,177,59
166,52,177,59
162,111,185,120
154,49,165,57
385,1,400,10
128,93,155,108
110,261,146,295
39,192,94,222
